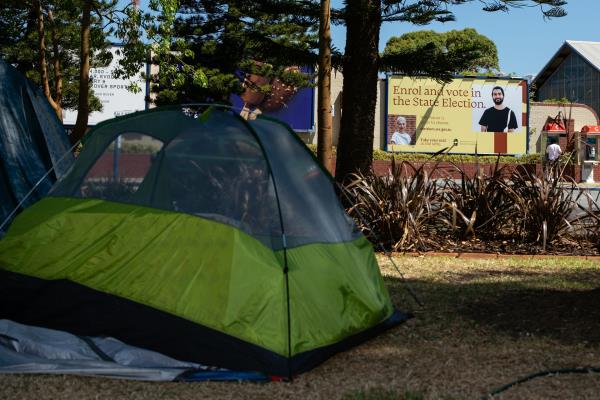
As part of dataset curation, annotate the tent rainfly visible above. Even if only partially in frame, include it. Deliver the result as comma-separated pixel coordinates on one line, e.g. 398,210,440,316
0,106,410,377
0,59,73,232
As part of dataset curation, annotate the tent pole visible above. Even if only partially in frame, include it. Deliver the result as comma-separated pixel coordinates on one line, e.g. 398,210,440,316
283,238,292,380
113,134,121,180
231,110,294,379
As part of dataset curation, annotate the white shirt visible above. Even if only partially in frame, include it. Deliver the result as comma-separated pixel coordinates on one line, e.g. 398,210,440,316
391,131,411,145
546,143,562,161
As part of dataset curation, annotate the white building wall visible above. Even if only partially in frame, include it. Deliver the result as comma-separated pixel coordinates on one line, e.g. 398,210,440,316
306,69,345,146
529,102,599,153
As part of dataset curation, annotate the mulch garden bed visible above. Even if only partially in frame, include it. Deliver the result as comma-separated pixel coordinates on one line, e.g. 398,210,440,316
394,237,600,258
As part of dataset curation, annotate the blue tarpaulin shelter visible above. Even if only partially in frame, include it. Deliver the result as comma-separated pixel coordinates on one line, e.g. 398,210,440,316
0,59,73,231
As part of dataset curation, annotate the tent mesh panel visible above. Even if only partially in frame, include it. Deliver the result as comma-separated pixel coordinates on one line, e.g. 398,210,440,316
50,107,359,250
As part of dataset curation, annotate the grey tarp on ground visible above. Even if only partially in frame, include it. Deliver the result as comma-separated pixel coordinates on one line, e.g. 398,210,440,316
0,60,73,231
0,320,202,381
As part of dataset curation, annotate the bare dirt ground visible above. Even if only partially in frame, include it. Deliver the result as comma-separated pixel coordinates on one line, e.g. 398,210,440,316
2,256,600,400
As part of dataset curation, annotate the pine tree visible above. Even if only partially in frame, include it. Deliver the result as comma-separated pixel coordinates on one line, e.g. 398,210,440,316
0,0,110,122
0,0,133,145
148,0,318,105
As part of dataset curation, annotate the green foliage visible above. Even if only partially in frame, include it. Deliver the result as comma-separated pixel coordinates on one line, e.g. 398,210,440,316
306,144,541,164
374,149,541,164
0,0,135,115
135,0,318,105
384,30,445,54
445,28,498,73
542,97,571,104
382,28,499,74
151,0,211,99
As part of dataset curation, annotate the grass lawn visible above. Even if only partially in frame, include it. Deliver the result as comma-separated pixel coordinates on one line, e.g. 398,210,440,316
2,255,600,399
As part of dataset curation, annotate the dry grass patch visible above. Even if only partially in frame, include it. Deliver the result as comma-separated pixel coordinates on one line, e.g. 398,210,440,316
2,255,600,399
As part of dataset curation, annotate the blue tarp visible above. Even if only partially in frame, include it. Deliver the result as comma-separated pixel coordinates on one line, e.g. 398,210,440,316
0,60,73,231
0,320,270,382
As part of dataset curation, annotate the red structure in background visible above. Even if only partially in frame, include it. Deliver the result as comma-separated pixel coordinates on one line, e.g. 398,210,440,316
582,125,600,133
544,121,566,132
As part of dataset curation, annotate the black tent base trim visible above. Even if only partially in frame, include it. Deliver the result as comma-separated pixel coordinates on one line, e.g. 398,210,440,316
0,269,289,375
0,269,411,377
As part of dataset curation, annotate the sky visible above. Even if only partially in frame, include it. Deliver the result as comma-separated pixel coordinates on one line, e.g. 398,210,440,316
330,0,599,78
133,0,598,79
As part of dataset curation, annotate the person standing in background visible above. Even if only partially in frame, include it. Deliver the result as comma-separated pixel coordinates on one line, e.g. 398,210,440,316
546,140,562,162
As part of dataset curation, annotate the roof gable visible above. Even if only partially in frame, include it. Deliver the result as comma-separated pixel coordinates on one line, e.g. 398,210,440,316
567,40,600,70
533,41,600,88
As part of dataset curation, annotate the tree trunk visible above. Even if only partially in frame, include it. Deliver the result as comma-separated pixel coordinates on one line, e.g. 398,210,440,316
334,0,380,183
34,0,61,119
48,8,63,121
71,0,92,145
317,0,333,173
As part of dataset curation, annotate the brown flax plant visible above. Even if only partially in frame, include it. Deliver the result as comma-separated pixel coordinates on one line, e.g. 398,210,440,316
342,157,443,252
439,157,515,241
504,158,584,251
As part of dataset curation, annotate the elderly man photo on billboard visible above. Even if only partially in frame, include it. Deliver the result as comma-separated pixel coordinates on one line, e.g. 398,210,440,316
479,86,518,132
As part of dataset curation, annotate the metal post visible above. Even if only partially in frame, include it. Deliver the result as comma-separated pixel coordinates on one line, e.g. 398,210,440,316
113,135,121,180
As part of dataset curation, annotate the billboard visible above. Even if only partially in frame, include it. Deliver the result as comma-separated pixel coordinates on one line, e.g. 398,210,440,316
386,76,528,154
63,46,147,126
230,66,315,132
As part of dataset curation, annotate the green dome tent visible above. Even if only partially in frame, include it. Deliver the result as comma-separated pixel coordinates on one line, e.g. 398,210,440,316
0,105,409,377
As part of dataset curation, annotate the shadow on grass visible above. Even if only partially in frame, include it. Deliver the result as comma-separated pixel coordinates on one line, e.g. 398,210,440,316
458,286,600,344
342,388,425,400
385,268,600,346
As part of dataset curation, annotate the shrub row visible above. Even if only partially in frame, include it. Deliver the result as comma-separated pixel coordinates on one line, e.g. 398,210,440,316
341,158,600,254
305,144,543,164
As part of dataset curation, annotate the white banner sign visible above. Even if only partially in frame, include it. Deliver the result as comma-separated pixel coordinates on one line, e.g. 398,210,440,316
63,46,147,126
